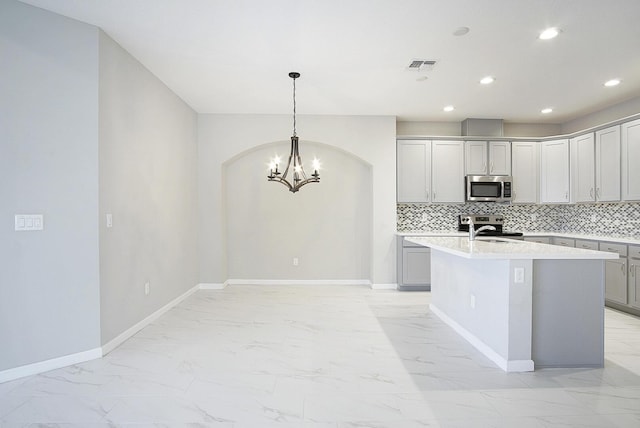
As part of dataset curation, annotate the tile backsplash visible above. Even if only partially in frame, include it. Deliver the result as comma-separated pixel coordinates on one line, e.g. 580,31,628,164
397,202,640,239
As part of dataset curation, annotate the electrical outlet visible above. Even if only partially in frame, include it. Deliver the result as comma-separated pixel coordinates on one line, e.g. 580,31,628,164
421,213,429,222
530,213,537,222
470,294,476,309
293,257,299,266
514,267,525,283
591,214,597,222
144,281,150,295
106,214,113,228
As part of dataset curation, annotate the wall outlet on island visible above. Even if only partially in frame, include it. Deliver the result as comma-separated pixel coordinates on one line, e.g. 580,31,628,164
293,257,299,266
144,281,150,295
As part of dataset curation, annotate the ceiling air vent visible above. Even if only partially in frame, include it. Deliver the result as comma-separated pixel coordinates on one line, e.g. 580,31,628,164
407,60,436,71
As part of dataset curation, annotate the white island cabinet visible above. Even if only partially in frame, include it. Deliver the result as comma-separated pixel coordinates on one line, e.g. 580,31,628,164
405,236,618,372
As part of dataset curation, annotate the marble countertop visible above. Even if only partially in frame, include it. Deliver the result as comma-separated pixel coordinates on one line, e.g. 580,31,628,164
397,231,640,246
404,236,621,260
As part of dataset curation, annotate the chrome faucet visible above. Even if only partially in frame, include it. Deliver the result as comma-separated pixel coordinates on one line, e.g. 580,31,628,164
468,218,496,241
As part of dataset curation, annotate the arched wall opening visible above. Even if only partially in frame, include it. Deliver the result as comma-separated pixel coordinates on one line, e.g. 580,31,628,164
223,140,373,282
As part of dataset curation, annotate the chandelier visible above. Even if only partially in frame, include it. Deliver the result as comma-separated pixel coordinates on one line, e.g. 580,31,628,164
268,72,320,193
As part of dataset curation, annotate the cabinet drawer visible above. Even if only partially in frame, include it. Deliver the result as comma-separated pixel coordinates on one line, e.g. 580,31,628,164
575,240,599,250
599,242,627,256
524,236,551,244
629,245,640,259
553,237,575,247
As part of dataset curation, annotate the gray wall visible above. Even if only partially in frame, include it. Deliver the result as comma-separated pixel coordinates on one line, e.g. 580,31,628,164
225,142,371,280
0,1,101,371
199,114,396,286
98,32,199,345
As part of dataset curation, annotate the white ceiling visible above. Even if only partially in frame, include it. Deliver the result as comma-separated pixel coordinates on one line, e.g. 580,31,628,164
18,0,640,123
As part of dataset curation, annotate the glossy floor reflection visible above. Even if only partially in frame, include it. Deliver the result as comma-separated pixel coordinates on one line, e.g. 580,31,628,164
1,285,640,427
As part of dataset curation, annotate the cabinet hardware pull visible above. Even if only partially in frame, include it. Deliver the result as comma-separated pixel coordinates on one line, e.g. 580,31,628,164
565,191,568,200
490,162,494,172
622,263,626,275
596,188,600,198
590,188,594,198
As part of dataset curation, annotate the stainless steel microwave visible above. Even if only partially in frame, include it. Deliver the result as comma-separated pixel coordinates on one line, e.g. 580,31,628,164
466,175,513,203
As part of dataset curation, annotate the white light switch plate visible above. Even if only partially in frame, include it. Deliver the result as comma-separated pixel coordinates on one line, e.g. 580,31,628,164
15,215,44,231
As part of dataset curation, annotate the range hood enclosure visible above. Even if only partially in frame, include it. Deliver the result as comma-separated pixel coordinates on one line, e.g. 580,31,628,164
461,118,504,137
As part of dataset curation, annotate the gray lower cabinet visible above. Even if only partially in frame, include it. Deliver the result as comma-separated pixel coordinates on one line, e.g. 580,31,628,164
575,239,599,250
524,236,551,244
604,258,628,305
398,237,431,290
553,237,575,247
600,242,629,307
629,245,640,310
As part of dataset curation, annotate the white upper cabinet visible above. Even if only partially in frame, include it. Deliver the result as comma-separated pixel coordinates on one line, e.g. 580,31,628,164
540,139,570,203
570,133,595,203
622,119,640,201
465,141,487,175
397,140,431,203
432,140,465,203
464,141,511,175
511,142,538,203
489,141,511,175
595,125,621,202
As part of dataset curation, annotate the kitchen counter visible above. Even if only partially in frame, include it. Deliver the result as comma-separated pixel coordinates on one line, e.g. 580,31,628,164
405,236,620,260
410,236,613,372
397,231,640,246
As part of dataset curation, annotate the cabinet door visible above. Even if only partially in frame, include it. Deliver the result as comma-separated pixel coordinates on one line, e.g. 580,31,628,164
595,125,621,202
397,140,431,202
511,142,538,203
489,141,511,175
465,141,488,175
540,139,570,203
622,119,640,201
432,141,464,203
629,261,640,309
570,133,595,203
402,247,431,285
605,258,628,305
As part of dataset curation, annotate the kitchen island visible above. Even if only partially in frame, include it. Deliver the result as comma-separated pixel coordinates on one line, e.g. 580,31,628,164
406,236,619,372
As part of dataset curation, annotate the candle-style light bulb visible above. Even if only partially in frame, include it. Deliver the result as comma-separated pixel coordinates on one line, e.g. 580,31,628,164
312,158,321,172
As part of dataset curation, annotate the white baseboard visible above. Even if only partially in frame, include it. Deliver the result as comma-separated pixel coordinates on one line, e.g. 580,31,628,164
101,284,200,355
225,279,372,286
371,283,398,290
199,282,227,290
429,303,534,372
0,347,102,384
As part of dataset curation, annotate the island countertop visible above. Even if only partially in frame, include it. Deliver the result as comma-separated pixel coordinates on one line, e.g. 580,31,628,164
405,236,620,260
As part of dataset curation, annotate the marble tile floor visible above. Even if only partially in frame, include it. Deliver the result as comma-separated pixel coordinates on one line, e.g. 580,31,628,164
1,285,640,427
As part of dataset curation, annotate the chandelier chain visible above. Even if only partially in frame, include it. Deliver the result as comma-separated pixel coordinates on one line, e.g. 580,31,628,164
292,75,297,137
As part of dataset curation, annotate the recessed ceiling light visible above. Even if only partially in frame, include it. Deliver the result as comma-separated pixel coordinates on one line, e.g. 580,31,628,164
539,27,559,40
453,27,470,36
604,79,621,87
443,105,455,112
541,108,553,114
480,76,495,85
